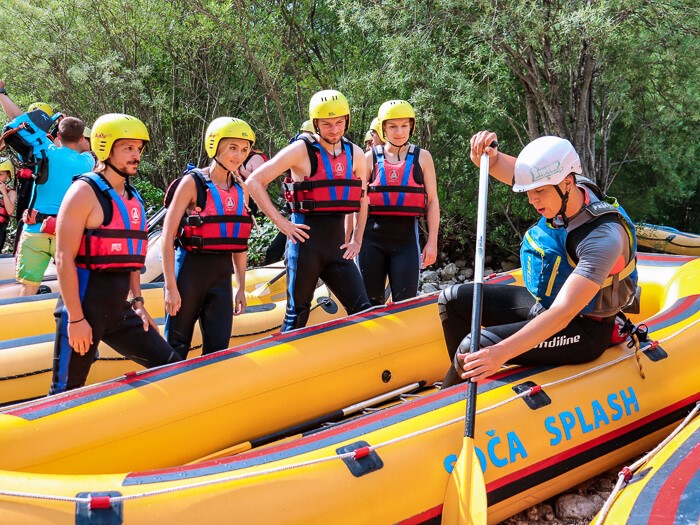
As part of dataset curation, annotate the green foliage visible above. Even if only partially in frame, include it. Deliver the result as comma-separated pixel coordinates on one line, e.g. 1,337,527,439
0,0,698,263
246,214,281,267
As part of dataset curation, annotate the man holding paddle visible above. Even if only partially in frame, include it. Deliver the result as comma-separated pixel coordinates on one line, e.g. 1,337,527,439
441,131,639,387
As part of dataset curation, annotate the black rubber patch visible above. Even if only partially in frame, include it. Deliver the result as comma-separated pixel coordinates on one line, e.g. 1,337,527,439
512,381,551,410
75,491,123,525
642,342,668,362
318,296,339,314
336,440,383,477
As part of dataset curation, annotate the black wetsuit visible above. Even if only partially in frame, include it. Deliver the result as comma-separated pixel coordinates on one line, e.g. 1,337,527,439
283,212,370,332
439,283,615,388
50,271,182,394
358,215,421,305
164,249,234,359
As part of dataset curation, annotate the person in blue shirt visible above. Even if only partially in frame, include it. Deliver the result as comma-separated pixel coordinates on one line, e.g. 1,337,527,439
15,116,95,295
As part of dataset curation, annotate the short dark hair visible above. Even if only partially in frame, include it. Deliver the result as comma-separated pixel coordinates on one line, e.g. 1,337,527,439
58,117,85,144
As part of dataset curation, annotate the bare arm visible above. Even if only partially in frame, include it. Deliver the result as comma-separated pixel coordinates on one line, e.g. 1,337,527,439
419,149,440,268
245,141,310,243
340,144,368,259
0,184,15,216
129,270,158,332
232,251,247,315
469,130,517,186
459,273,601,381
55,182,98,355
0,81,23,119
162,176,197,316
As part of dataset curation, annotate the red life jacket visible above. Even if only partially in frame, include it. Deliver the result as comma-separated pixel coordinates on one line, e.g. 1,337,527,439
283,136,363,214
368,145,426,216
0,192,10,224
243,149,269,170
75,173,148,272
176,169,252,253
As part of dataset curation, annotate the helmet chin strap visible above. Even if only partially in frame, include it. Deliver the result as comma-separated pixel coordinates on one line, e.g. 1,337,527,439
213,157,241,187
105,160,132,179
385,139,408,160
553,184,571,228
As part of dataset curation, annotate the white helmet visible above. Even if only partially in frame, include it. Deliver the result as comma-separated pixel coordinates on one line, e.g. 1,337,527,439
513,136,582,192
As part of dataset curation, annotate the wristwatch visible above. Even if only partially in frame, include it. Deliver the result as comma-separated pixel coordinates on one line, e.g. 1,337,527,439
129,296,145,306
0,88,7,95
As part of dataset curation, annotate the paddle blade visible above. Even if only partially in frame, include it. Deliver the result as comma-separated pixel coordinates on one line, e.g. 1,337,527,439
442,437,487,525
251,271,287,303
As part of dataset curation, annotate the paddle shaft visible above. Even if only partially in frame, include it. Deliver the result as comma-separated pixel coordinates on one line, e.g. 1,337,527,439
464,148,492,439
187,381,426,464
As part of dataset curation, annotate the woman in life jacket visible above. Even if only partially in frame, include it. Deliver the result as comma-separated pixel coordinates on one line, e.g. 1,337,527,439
162,117,254,359
0,158,17,252
358,100,440,305
441,132,638,387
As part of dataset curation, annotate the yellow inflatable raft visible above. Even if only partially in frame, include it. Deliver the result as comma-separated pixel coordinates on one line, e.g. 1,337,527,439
0,254,697,524
0,264,288,342
0,265,339,406
594,402,700,525
636,222,700,256
0,229,167,299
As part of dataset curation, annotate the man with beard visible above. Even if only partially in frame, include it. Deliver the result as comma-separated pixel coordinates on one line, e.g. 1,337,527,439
50,113,181,394
247,90,371,332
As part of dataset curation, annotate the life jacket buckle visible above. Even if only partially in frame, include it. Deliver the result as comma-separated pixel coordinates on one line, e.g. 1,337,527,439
184,215,204,227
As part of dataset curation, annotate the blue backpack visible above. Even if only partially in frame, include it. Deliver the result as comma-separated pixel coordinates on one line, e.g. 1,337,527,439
0,109,61,184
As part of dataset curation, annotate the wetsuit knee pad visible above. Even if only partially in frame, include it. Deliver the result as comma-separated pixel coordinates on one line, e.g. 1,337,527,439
438,285,461,322
452,329,503,374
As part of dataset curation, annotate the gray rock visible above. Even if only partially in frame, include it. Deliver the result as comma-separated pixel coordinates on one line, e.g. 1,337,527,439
459,267,474,280
420,270,439,283
421,283,439,294
501,260,520,271
441,263,458,280
555,494,603,520
454,259,467,269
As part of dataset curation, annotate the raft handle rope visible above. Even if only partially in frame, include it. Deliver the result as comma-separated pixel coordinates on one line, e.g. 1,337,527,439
0,316,698,508
594,401,700,525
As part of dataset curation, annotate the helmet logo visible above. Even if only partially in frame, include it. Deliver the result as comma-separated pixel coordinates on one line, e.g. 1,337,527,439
94,132,110,139
389,169,399,182
530,161,562,182
225,197,234,210
131,207,140,224
334,162,345,176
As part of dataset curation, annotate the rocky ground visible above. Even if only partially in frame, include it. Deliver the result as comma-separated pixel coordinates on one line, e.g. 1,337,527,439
419,259,630,524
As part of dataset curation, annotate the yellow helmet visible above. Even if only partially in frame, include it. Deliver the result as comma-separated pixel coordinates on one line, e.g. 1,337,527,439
309,90,350,130
28,102,54,117
82,126,92,139
364,131,373,143
300,119,315,133
205,117,256,158
0,158,14,178
369,117,384,141
377,100,416,137
91,113,150,161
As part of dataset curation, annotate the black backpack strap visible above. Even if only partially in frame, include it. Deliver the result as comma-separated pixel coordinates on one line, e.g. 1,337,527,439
407,144,423,185
299,135,319,176
74,173,113,226
187,169,210,210
164,169,209,210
